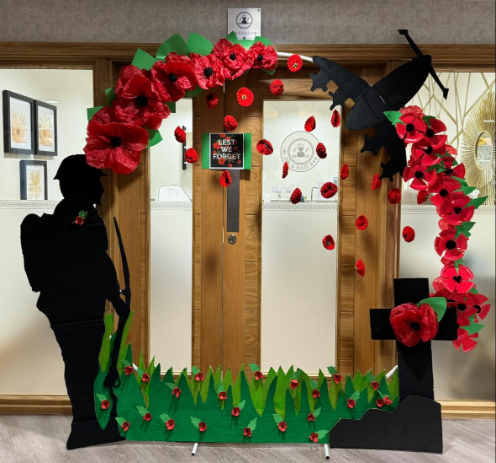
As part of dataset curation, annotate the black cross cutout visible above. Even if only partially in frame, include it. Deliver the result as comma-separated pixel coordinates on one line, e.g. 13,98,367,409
370,278,458,401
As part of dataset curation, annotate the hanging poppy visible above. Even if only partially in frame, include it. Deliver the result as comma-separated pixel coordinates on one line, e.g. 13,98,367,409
321,182,337,199
390,302,439,347
355,215,368,231
402,226,415,243
232,407,241,417
249,42,278,71
396,113,426,144
206,93,219,109
331,110,341,128
221,43,254,80
453,328,479,352
410,142,446,167
194,54,226,89
174,126,186,143
165,419,175,431
422,118,448,150
237,87,254,107
387,188,402,204
467,292,491,321
290,188,303,204
355,259,365,277
322,235,335,250
224,115,238,131
282,162,289,179
307,413,316,422
435,229,468,261
243,427,252,437
316,142,327,159
371,173,382,190
270,79,284,96
417,190,429,204
429,176,461,209
278,421,288,432
440,264,474,293
219,170,232,187
305,116,316,132
288,54,303,72
257,139,273,155
450,293,480,327
185,148,198,164
438,192,474,226
340,164,349,180
309,432,319,443
403,160,438,190
212,38,233,58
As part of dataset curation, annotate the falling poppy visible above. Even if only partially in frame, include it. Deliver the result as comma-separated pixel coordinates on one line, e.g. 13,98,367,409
403,161,438,190
206,92,219,109
435,229,468,261
355,215,368,231
172,387,181,398
396,113,426,144
219,391,227,401
165,419,175,430
312,389,321,399
282,162,289,179
316,142,327,159
224,115,238,131
402,226,415,243
307,413,315,422
221,43,254,80
305,116,316,132
185,148,198,164
101,400,110,410
331,109,341,127
347,399,356,409
355,259,365,277
309,432,319,443
195,372,204,382
371,174,382,190
243,427,252,437
371,381,379,391
232,407,241,417
440,264,474,293
220,170,232,187
321,182,337,199
322,234,335,251
121,421,130,432
194,54,225,89
249,41,278,71
288,54,303,72
174,126,186,143
237,87,254,107
278,421,287,432
387,188,401,204
417,190,429,204
270,79,284,96
340,164,349,180
254,371,264,381
257,139,273,155
124,365,134,376
390,302,439,347
333,374,342,384
199,422,207,432
290,379,299,390
141,372,150,383
143,413,152,422
290,188,303,204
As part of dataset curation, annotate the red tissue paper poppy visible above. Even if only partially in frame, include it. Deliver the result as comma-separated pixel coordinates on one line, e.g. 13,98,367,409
124,365,134,376
307,413,315,422
231,407,241,417
453,328,479,353
141,372,150,383
305,116,316,132
101,400,110,410
355,215,368,231
206,92,219,109
221,43,254,80
403,161,438,190
166,419,175,431
439,264,474,293
371,173,382,190
390,302,439,347
290,379,299,390
249,41,278,71
278,422,287,432
316,142,327,159
194,54,225,89
355,259,365,277
219,392,227,401
224,115,238,131
312,389,321,399
340,164,349,180
387,188,402,205
309,432,319,443
270,79,284,96
185,148,198,164
150,53,197,103
435,229,468,261
347,399,356,409
172,387,181,398
282,162,289,179
400,105,424,117
257,139,273,155
195,372,204,382
290,188,303,204
331,109,341,128
199,422,207,432
174,126,186,143
321,181,337,199
288,54,303,72
243,427,252,437
143,413,152,422
212,38,233,58
438,193,474,226
417,190,429,204
402,226,415,243
396,113,426,144
219,170,232,187
237,87,254,107
121,421,130,432
322,234,335,251
254,371,264,381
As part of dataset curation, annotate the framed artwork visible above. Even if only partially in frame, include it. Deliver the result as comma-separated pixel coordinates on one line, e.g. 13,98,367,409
35,100,58,155
20,160,47,200
2,90,35,154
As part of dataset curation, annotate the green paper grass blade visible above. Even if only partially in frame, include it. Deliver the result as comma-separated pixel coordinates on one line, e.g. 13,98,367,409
146,129,162,149
418,297,447,322
117,311,134,373
384,111,403,125
156,33,190,59
99,313,114,371
467,196,487,209
187,33,213,56
132,48,157,70
87,106,103,122
105,87,116,106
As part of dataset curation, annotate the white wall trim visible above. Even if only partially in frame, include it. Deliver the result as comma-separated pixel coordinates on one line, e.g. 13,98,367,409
0,200,58,209
263,202,338,212
401,204,495,214
150,201,192,211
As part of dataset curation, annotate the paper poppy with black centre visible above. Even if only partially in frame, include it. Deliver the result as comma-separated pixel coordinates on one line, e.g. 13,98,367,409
429,176,462,208
402,226,415,243
141,372,150,383
249,41,278,71
237,87,254,107
243,427,252,437
278,422,287,432
290,379,299,390
75,216,85,226
440,162,466,181
219,170,232,187
307,413,315,422
124,365,134,376
331,109,341,128
304,116,316,132
121,421,130,432
270,79,284,96
422,118,448,150
221,43,254,80
355,259,365,276
288,54,303,72
101,400,110,410
185,148,198,164
172,387,181,398
355,215,368,231
165,419,175,431
231,407,241,417
340,163,349,180
206,92,219,109
387,188,402,204
467,292,491,321
282,162,289,179
143,413,152,422
333,374,342,384
453,328,479,352
254,371,264,381
84,120,149,175
309,432,319,443
150,54,197,103
450,293,479,327
439,192,474,226
316,142,327,159
194,54,225,89
347,399,356,409
195,372,204,382
321,181,337,199
212,38,233,58
403,161,438,190
199,422,207,432
224,115,238,131
376,396,393,408
371,381,379,391
257,139,273,155
312,389,320,399
410,141,446,167
440,264,474,293
417,190,429,204
219,391,227,400
322,234,335,250
390,302,439,347
371,173,382,190
396,113,426,144
174,126,186,143
435,229,468,261
290,188,303,204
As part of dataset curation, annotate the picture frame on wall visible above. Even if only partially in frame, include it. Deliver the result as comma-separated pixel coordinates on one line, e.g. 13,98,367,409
2,90,35,155
20,160,47,200
34,100,57,155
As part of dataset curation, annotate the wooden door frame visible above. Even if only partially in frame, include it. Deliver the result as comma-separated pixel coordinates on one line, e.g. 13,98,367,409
0,42,493,418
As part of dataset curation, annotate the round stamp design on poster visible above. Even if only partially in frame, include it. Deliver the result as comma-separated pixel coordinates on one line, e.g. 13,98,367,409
281,131,320,172
236,12,253,29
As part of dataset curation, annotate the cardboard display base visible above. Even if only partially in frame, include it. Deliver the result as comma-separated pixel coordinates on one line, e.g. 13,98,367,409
328,395,443,453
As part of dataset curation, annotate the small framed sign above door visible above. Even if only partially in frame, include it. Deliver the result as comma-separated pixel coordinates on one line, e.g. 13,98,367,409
202,132,252,170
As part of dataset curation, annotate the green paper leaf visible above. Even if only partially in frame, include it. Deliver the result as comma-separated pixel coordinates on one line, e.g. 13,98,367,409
364,371,375,383
192,366,200,376
132,48,157,70
190,416,201,429
87,106,103,122
327,366,337,376
452,176,468,186
384,111,403,125
469,287,479,294
115,417,127,426
146,129,162,149
466,196,487,209
455,186,477,196
317,429,330,440
184,86,203,98
226,31,239,44
105,87,116,106
273,413,283,425
423,115,436,126
136,405,148,417
216,382,225,393
313,406,322,418
187,33,213,56
454,259,463,272
166,101,177,113
238,399,246,411
96,393,107,402
253,36,274,47
291,370,300,380
159,413,170,423
248,363,260,373
156,33,190,59
464,322,485,335
418,296,447,322
455,222,475,238
350,390,360,401
248,417,258,431
165,382,175,390
309,379,318,390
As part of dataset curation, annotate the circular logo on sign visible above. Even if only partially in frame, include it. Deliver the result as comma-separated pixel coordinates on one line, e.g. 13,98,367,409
236,12,253,29
281,131,320,172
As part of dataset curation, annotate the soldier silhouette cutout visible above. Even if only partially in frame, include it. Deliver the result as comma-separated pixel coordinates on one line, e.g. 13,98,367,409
20,155,128,449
